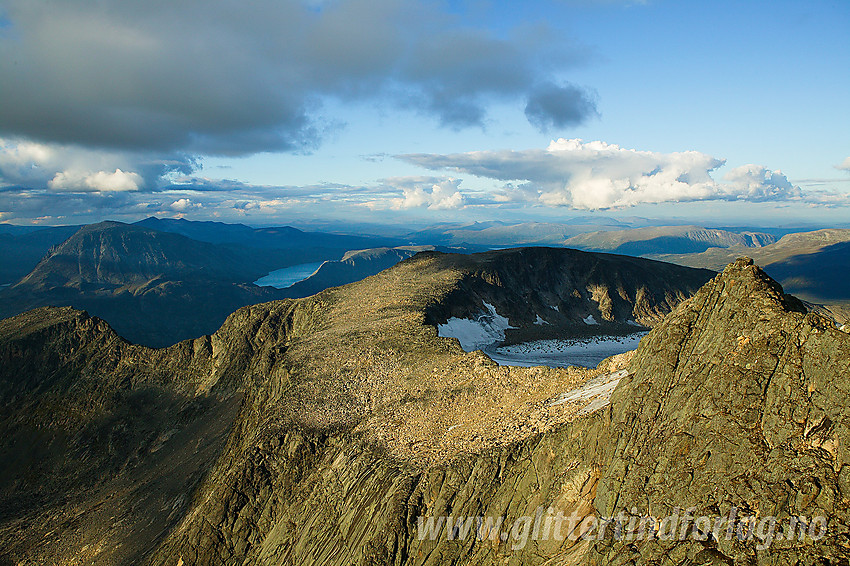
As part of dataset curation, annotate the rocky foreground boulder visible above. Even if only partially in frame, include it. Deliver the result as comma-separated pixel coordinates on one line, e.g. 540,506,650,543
0,253,847,565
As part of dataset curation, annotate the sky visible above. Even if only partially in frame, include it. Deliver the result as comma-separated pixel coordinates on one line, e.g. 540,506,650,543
0,0,848,230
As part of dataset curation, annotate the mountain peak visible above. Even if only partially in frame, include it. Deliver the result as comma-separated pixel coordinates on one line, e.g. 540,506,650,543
592,260,849,562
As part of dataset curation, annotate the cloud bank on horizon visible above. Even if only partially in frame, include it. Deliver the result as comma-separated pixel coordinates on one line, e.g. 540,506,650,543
3,137,841,226
399,139,807,210
0,0,847,225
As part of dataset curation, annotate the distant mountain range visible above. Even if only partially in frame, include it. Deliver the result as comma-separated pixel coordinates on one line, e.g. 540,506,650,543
2,217,848,347
562,225,776,255
407,220,629,247
0,219,404,346
135,216,394,250
281,245,442,298
404,219,789,250
0,217,396,288
651,228,850,302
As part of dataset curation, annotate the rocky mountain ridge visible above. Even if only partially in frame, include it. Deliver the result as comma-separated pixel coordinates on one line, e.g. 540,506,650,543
280,245,439,298
0,254,847,564
564,225,776,255
655,228,850,304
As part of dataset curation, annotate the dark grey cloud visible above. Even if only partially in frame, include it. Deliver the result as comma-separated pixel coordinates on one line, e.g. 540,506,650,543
0,0,594,157
525,82,599,131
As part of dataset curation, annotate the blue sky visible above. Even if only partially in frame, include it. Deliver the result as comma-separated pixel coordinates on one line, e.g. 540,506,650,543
0,0,848,229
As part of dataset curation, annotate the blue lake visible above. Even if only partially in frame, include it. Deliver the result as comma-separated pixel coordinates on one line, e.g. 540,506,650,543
253,262,325,289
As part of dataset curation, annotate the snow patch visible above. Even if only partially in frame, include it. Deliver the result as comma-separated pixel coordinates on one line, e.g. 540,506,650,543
583,314,598,325
626,319,643,327
437,301,516,352
534,314,549,326
548,369,629,415
551,305,559,312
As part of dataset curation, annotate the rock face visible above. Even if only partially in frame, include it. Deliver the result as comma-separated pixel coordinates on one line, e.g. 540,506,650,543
424,247,714,340
590,258,850,563
0,254,847,565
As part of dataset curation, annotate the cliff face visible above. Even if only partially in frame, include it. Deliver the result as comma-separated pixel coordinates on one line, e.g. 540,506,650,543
590,258,850,564
0,253,847,565
424,247,714,340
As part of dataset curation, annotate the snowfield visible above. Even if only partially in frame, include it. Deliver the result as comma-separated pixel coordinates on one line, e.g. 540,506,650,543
437,302,516,352
437,302,647,369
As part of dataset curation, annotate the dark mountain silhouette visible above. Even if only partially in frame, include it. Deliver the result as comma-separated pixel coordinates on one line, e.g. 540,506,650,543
0,224,81,284
0,221,291,346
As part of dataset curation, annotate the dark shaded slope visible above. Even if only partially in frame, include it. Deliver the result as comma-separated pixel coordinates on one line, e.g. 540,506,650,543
423,247,715,340
0,225,80,284
654,228,850,304
0,222,289,346
0,306,260,565
764,241,850,301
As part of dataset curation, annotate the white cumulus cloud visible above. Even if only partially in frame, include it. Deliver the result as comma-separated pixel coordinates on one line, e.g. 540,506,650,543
0,137,195,192
170,198,201,211
837,157,850,172
399,138,805,210
48,168,143,192
722,164,801,200
375,177,466,210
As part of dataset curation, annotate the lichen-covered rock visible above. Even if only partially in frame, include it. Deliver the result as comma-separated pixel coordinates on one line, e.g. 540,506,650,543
591,258,850,564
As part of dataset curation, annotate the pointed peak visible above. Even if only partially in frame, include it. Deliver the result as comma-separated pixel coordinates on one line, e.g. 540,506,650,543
717,256,771,286
728,256,754,268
